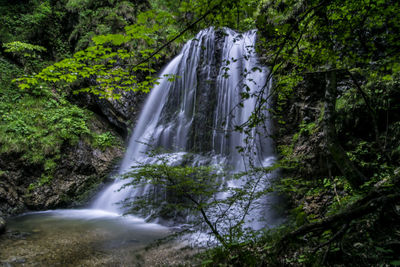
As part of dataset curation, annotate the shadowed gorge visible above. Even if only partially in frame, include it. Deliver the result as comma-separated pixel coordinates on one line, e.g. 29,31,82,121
1,0,400,265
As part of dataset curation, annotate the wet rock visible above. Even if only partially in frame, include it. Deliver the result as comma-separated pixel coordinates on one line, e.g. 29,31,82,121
8,230,31,239
24,141,123,210
0,216,5,234
0,169,26,216
10,257,26,264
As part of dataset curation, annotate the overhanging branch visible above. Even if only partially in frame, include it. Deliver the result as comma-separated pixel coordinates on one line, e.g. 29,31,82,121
129,0,223,75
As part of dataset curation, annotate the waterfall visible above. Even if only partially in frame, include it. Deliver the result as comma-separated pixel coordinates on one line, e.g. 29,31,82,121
91,27,275,224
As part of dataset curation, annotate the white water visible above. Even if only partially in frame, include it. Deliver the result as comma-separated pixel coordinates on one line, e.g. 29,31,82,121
91,54,185,212
91,28,276,226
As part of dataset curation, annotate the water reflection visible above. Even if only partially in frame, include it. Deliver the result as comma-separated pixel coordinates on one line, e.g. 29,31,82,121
0,210,170,266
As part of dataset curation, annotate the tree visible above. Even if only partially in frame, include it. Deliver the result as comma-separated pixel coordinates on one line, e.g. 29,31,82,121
256,0,400,189
231,1,400,265
12,10,170,96
119,150,275,249
11,0,266,98
3,41,46,72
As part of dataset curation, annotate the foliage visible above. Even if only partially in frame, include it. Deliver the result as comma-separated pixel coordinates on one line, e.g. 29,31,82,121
3,41,48,73
204,174,400,266
65,0,148,51
92,132,118,150
1,48,120,191
242,0,400,265
1,0,400,265
256,0,400,117
0,88,89,161
3,41,46,59
254,0,400,186
120,150,276,249
11,0,267,99
0,56,22,86
0,0,69,58
0,0,144,193
151,0,262,32
13,9,185,98
292,121,317,142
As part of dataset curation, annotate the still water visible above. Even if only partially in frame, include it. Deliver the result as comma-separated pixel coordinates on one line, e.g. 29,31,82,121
0,209,170,266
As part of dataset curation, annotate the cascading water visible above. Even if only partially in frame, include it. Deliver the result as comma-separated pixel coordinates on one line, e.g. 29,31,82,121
92,27,277,226
1,28,278,265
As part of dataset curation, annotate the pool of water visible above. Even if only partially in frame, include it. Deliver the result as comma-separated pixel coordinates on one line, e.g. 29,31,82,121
0,209,170,266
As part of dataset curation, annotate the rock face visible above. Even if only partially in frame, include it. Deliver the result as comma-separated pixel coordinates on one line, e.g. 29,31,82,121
272,73,341,217
158,29,226,154
0,118,124,217
25,140,123,210
71,90,146,138
275,73,328,178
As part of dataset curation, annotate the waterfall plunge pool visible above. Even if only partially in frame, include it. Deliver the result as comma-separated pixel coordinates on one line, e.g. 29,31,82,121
0,27,281,266
0,209,179,266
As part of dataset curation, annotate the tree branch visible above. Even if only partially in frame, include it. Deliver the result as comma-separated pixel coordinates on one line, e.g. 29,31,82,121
312,223,349,253
129,0,222,75
280,186,400,248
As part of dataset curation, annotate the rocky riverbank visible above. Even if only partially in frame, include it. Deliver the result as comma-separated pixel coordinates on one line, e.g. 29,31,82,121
0,210,201,266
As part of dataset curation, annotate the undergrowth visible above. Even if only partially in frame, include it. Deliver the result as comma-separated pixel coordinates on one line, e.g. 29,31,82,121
0,56,119,188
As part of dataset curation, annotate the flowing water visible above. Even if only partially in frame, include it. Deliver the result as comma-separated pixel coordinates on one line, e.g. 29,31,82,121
91,27,276,218
1,28,279,265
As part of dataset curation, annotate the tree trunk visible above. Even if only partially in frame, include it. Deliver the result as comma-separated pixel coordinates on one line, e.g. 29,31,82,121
324,70,366,188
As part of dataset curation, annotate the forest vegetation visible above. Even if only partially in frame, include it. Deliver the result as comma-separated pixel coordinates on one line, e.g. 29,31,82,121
1,0,400,266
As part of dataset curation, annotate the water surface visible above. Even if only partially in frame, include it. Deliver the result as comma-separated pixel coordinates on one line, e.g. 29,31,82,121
0,209,170,266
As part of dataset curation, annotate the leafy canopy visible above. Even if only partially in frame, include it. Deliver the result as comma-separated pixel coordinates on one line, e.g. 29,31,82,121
13,9,179,98
11,0,267,99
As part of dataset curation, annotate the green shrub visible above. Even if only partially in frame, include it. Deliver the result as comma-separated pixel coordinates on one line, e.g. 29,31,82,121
92,132,117,150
